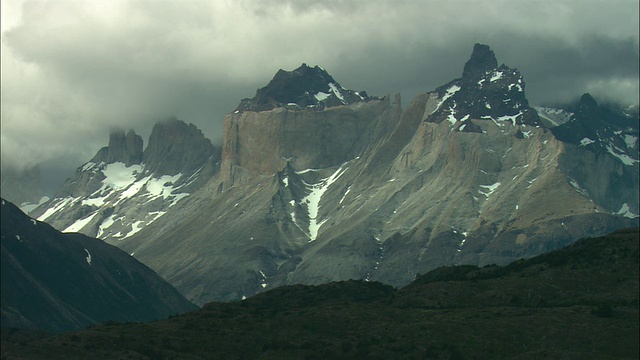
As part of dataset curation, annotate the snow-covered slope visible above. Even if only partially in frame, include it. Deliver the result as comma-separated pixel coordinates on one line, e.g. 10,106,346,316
29,118,220,244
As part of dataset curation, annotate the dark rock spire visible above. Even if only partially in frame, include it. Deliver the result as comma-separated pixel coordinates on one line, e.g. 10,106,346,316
106,128,143,166
462,43,498,80
142,117,215,175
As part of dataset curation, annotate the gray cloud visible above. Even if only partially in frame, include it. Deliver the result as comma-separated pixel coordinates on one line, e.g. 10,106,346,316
1,0,638,185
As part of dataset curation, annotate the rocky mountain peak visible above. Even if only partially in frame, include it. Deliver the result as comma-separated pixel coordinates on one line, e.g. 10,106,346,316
234,63,374,112
426,44,540,127
550,94,639,168
143,117,215,175
91,128,144,166
462,43,498,80
576,93,599,117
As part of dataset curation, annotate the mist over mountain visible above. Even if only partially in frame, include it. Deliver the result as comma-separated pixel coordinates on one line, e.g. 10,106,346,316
17,44,638,307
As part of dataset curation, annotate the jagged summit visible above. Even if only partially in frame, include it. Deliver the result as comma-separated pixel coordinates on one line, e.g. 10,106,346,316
426,43,540,128
462,43,498,80
91,128,143,166
143,117,215,175
234,63,375,112
28,118,220,243
551,93,639,167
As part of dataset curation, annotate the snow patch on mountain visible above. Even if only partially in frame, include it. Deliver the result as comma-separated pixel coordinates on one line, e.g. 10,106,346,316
147,174,183,199
97,215,117,238
119,175,152,200
478,182,501,198
38,197,76,222
490,71,504,82
339,186,352,204
606,144,637,166
533,107,573,126
616,203,639,219
20,196,50,214
298,164,349,241
580,138,596,146
328,83,346,103
102,162,143,190
123,220,145,239
64,211,99,233
495,112,522,126
84,249,92,265
434,85,461,113
314,92,331,102
624,135,637,149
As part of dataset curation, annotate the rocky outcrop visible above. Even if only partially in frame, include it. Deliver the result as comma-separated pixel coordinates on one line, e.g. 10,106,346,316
1,198,197,333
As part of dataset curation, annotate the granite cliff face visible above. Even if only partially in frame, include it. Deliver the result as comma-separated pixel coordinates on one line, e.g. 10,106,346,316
29,45,639,305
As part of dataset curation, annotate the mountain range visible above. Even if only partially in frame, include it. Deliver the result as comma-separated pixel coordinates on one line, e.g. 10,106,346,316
19,43,639,305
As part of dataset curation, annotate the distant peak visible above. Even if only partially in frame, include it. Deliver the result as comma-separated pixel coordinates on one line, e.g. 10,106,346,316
462,43,498,79
234,64,376,112
578,93,598,109
105,128,143,166
143,118,214,175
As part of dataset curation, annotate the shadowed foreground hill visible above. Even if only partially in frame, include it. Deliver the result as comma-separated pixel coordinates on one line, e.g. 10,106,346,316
2,228,638,359
0,199,197,334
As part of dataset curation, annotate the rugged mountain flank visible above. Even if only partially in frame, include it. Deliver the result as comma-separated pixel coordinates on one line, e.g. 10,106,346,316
1,198,197,333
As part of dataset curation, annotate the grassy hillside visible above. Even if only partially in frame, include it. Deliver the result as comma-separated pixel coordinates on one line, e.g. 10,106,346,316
2,228,638,359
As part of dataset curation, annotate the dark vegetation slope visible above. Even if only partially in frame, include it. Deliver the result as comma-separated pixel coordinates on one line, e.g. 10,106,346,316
2,228,638,359
0,198,197,334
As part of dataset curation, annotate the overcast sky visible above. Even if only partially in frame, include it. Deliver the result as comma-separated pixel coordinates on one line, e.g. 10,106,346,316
1,0,638,186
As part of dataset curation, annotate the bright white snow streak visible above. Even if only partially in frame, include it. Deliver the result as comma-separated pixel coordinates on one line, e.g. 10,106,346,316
298,164,349,241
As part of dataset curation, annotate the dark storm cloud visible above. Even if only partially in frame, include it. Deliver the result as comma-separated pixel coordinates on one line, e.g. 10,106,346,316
1,0,638,181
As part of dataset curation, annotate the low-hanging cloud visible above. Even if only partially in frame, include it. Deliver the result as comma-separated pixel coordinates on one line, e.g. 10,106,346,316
1,0,638,178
